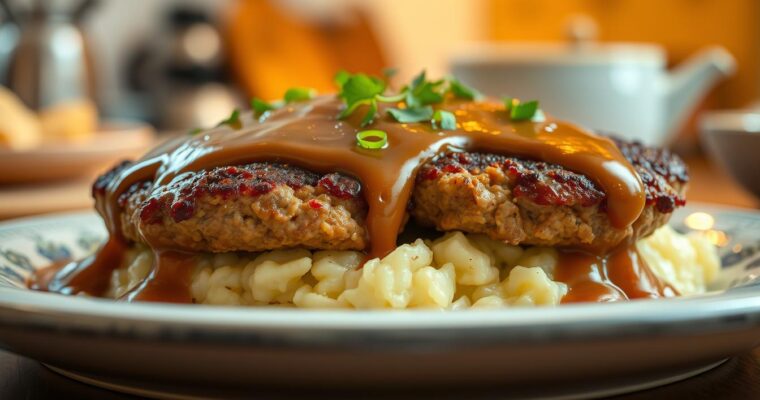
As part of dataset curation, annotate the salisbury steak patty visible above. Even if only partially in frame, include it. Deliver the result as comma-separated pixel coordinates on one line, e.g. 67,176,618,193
95,137,687,252
411,137,687,249
93,163,368,252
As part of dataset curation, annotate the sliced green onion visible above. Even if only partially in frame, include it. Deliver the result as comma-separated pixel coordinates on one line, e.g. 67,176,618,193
283,87,316,103
356,129,388,149
187,127,203,136
510,100,539,121
432,110,457,130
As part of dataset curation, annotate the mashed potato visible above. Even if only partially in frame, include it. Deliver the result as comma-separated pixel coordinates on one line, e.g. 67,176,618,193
108,226,719,309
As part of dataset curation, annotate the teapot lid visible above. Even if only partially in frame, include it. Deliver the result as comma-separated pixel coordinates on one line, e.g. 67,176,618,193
450,41,666,67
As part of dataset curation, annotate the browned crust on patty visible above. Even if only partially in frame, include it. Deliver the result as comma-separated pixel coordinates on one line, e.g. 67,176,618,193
96,163,367,252
410,137,687,250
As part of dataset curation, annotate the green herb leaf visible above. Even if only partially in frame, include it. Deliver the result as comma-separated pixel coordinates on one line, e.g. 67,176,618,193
334,70,350,87
216,109,242,129
503,97,516,112
510,100,539,121
361,100,378,127
449,78,481,100
337,73,386,120
432,110,457,130
405,71,445,108
410,70,427,90
251,98,275,116
187,127,203,136
283,87,316,103
356,129,388,150
387,106,434,123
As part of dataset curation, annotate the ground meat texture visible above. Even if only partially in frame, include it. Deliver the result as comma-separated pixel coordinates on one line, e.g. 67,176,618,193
95,163,368,252
411,138,687,250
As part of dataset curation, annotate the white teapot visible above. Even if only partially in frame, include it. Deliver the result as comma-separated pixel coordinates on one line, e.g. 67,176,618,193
450,42,735,146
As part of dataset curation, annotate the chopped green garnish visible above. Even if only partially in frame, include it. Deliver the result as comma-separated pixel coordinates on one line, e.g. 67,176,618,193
387,106,434,123
504,97,541,121
335,70,485,130
503,97,516,112
338,73,386,108
216,109,242,129
405,71,445,108
283,87,316,103
360,101,378,127
187,127,203,136
334,70,351,87
375,92,406,103
448,78,481,100
336,73,386,124
251,98,275,116
510,100,539,121
432,110,457,130
356,129,388,149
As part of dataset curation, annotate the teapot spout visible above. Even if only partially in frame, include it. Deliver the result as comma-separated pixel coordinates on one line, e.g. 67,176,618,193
664,47,735,143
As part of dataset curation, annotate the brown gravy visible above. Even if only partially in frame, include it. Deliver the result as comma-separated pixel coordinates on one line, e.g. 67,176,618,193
32,95,669,304
555,245,678,303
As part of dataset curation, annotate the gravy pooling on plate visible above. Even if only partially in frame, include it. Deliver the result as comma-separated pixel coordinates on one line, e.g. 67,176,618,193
33,74,682,304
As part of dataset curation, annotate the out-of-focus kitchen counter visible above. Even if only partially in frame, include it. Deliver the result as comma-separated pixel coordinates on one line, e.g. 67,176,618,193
684,155,759,209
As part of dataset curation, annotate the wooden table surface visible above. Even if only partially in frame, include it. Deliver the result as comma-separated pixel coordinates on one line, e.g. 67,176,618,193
0,155,758,399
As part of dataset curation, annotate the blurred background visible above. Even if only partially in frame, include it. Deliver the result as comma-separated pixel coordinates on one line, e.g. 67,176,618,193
1,0,759,218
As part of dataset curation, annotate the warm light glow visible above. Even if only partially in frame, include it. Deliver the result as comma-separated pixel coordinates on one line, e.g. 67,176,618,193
461,120,484,132
684,212,715,231
702,229,729,247
183,23,221,63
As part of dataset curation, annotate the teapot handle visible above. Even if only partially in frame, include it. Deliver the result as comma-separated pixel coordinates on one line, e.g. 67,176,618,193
663,46,735,145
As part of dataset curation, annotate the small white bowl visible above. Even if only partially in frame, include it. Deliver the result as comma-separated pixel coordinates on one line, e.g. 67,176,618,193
700,111,760,199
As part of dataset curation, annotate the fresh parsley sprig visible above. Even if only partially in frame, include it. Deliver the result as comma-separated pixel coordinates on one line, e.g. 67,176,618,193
336,70,479,129
335,72,387,126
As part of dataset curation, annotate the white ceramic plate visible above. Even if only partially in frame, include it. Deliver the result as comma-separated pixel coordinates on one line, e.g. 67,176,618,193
0,122,153,184
0,204,759,400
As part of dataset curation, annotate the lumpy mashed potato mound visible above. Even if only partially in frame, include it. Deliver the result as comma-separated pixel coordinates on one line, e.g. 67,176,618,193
108,226,719,309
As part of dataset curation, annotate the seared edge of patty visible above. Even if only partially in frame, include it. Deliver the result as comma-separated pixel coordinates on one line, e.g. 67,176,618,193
410,138,687,249
94,162,368,252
